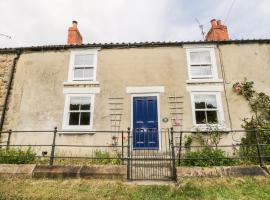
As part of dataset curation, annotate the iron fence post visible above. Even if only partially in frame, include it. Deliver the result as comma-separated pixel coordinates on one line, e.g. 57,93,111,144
127,127,131,180
121,130,124,165
6,129,12,150
178,131,183,166
49,127,57,166
168,128,171,150
170,127,177,181
254,128,264,166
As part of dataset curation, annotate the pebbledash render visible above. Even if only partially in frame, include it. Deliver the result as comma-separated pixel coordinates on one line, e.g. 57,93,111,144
0,20,270,155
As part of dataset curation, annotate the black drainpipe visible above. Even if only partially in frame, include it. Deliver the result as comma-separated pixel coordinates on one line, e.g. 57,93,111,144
0,49,21,137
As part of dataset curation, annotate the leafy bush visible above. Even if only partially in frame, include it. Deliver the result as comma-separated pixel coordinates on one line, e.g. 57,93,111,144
233,79,270,163
0,148,36,164
239,120,270,163
180,125,237,167
181,147,237,167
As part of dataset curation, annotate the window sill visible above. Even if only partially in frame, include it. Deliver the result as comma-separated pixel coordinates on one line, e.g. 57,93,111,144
59,128,96,135
63,81,100,86
190,125,229,132
186,79,223,84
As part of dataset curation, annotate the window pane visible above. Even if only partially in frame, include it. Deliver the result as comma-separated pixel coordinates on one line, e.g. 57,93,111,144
200,65,212,76
74,54,94,65
207,111,218,123
206,95,217,109
84,68,94,79
69,112,80,125
200,51,211,63
70,97,80,110
80,97,91,110
194,95,206,109
74,68,84,79
190,66,202,76
195,111,206,124
80,112,90,125
190,52,200,64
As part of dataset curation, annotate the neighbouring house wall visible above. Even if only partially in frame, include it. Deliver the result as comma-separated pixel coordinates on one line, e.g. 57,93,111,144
0,53,16,130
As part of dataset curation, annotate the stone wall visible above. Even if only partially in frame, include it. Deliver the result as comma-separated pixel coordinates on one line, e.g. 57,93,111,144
0,164,268,179
0,53,15,129
177,166,268,178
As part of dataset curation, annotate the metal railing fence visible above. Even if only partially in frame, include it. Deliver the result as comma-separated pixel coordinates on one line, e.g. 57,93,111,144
0,127,130,166
171,128,270,168
1,127,270,181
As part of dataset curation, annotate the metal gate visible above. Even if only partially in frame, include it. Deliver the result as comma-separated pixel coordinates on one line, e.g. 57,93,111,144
127,128,177,181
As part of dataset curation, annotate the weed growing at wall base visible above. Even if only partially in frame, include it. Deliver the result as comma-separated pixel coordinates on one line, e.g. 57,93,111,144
0,147,36,164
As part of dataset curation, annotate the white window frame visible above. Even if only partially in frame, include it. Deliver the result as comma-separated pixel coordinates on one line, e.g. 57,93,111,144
62,93,95,130
68,50,98,82
186,48,218,80
190,92,225,128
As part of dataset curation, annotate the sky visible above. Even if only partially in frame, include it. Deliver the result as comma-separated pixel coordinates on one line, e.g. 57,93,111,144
0,0,270,48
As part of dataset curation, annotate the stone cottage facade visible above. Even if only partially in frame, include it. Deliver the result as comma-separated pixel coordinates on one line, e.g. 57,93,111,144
0,20,270,155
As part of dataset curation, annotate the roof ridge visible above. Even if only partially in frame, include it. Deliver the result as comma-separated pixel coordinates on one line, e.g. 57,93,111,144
1,39,270,52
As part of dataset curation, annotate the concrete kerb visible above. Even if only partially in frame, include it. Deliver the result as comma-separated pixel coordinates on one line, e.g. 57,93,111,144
32,165,127,179
0,164,269,179
0,164,36,178
32,165,82,178
263,165,270,175
177,165,269,178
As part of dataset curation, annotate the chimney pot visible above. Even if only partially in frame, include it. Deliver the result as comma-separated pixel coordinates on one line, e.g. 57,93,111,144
72,20,78,27
210,19,217,27
206,18,229,41
67,21,83,45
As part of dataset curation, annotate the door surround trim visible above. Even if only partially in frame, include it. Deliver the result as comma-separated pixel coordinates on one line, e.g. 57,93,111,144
126,86,164,94
130,93,161,150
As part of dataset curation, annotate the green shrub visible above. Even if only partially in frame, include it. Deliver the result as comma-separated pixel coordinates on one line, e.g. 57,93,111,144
233,79,270,164
0,148,36,164
239,124,270,164
181,147,237,167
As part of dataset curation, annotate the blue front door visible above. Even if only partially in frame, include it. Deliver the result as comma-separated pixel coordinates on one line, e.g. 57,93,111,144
133,96,159,149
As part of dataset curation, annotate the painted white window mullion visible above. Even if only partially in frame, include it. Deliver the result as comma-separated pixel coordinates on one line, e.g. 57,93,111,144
186,48,218,80
190,91,225,127
62,94,95,131
68,50,98,82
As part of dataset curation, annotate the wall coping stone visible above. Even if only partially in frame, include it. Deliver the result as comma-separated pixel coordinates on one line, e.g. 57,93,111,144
0,164,36,178
177,165,269,178
0,164,269,179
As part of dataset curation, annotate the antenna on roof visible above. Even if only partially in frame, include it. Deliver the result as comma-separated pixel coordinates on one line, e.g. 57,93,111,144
195,18,205,40
0,33,12,39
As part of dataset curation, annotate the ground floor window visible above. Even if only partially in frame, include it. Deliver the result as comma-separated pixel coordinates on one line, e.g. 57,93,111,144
62,94,94,130
190,92,224,126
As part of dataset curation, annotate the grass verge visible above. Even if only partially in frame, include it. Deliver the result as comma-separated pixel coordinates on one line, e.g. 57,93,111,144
0,176,270,200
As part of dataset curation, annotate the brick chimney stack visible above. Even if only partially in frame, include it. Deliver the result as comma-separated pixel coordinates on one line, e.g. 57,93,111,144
67,21,83,45
205,19,229,41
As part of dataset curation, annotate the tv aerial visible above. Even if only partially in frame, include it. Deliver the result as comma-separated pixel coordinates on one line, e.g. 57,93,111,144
195,18,205,40
0,33,12,39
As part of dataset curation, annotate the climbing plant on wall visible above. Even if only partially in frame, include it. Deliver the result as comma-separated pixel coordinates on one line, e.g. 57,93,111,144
233,79,270,162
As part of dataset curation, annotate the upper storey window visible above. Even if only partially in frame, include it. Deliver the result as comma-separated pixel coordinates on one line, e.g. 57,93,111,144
68,50,97,82
186,48,218,80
